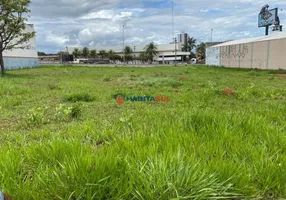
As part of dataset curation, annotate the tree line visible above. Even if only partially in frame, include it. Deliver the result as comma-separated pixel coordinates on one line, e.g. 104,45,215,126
72,39,206,64
72,42,159,64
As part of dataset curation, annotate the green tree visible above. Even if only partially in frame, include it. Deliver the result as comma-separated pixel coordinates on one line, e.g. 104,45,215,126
124,46,133,63
90,50,97,59
144,42,158,63
108,50,115,62
182,37,197,63
99,50,107,59
38,52,47,56
72,48,81,59
182,37,197,52
124,46,133,55
108,49,114,55
0,0,35,75
190,52,196,59
196,43,206,64
113,54,122,62
82,47,90,58
139,52,149,63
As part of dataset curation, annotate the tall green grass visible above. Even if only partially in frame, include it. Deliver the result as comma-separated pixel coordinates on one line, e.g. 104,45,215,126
0,65,285,199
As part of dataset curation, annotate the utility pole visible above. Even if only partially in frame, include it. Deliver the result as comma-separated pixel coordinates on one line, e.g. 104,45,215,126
174,37,177,66
134,46,136,64
123,25,125,64
211,29,213,43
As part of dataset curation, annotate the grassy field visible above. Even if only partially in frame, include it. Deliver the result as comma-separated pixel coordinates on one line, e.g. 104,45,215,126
0,65,285,199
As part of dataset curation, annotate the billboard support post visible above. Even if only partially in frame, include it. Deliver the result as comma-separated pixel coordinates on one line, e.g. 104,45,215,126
265,25,269,36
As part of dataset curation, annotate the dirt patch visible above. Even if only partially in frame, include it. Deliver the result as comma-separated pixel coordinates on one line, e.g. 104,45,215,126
0,118,21,130
179,76,188,80
174,89,180,93
277,74,286,79
222,88,236,95
92,139,108,153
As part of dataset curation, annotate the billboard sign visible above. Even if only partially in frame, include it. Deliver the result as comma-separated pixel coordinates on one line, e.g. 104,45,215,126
258,8,278,27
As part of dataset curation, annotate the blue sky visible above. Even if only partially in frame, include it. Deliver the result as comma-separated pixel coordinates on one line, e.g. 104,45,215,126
29,0,286,53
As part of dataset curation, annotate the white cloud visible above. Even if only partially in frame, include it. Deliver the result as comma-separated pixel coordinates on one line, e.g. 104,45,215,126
113,12,133,22
46,33,69,46
29,0,286,53
80,10,115,20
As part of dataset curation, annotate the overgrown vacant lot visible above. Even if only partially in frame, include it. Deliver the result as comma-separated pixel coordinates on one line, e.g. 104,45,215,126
0,65,285,199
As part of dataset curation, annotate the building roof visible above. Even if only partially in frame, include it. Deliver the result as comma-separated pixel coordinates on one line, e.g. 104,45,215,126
211,33,286,48
206,42,224,47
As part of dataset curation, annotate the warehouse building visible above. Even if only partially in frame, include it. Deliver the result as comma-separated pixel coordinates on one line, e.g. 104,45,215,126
206,33,286,70
3,24,39,70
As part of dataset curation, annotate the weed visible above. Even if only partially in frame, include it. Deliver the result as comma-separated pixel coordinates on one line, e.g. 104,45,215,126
247,71,265,76
55,103,82,122
103,77,111,82
168,80,183,88
144,81,155,87
130,74,138,80
154,72,167,77
63,93,95,103
47,84,59,90
25,106,49,126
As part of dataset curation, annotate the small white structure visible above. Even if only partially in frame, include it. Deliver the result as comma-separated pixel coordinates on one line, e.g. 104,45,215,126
3,24,39,70
206,46,220,66
191,58,197,64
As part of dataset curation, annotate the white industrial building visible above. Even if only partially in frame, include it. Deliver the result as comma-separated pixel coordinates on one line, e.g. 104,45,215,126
206,33,286,70
68,43,190,64
3,24,39,70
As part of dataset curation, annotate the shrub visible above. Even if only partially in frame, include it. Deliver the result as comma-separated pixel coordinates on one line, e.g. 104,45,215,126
63,93,95,103
103,77,111,82
130,74,137,80
247,71,264,76
25,106,49,126
154,72,167,77
170,81,183,88
145,81,154,87
55,103,82,122
47,84,59,90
